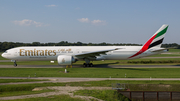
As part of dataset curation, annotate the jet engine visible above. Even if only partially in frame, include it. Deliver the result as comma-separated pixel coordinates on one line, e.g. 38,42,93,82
57,55,76,65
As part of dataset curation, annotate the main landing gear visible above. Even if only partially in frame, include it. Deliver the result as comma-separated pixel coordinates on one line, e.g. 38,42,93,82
83,58,93,67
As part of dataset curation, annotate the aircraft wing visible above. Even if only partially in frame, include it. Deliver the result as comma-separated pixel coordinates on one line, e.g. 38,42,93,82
74,48,121,59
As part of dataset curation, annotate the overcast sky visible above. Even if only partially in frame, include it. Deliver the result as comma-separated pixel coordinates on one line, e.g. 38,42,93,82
0,0,180,44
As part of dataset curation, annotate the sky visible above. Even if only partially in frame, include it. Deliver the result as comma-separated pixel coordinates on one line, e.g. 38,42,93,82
0,0,180,44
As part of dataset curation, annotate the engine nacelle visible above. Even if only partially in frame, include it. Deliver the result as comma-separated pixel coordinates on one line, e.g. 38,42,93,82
57,55,76,65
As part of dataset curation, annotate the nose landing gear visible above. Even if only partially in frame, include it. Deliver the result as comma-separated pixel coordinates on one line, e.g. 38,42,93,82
14,62,17,67
12,60,17,67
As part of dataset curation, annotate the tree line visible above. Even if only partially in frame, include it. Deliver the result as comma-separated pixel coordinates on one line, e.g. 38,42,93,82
0,41,179,52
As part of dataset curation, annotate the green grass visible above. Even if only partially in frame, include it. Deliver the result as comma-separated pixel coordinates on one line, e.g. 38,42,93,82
168,49,180,52
74,83,180,101
2,80,180,91
66,80,180,86
0,89,54,97
1,80,180,98
4,84,180,101
74,89,130,101
79,80,180,86
1,68,180,78
6,94,86,101
69,80,180,91
0,79,47,83
2,80,180,90
70,80,180,91
127,84,180,91
0,83,65,92
0,83,57,97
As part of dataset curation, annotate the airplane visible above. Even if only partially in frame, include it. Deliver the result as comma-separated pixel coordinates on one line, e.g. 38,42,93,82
1,24,169,67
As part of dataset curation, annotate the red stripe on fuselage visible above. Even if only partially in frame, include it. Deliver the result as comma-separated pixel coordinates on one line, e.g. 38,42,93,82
129,34,157,58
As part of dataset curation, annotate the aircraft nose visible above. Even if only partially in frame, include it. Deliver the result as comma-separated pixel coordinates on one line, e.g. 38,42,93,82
1,53,5,58
1,53,8,59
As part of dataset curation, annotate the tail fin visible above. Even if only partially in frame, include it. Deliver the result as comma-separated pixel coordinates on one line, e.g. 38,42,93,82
143,24,169,49
129,24,168,58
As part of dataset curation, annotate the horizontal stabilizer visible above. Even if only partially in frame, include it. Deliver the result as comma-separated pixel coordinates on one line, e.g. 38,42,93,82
151,47,176,52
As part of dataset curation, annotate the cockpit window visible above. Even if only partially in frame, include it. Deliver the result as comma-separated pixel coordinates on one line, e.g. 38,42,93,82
4,51,7,53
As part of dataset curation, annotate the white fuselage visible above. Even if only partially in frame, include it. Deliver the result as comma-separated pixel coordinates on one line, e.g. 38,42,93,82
1,46,164,61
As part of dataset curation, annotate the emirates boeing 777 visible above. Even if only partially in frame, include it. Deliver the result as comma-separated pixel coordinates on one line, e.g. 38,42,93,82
1,24,169,67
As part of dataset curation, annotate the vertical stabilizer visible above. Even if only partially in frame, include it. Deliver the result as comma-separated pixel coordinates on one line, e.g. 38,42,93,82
144,24,169,49
129,24,168,58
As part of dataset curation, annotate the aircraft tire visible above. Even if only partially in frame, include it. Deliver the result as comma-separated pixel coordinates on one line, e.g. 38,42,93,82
14,63,17,67
83,63,86,67
90,63,93,67
83,63,93,67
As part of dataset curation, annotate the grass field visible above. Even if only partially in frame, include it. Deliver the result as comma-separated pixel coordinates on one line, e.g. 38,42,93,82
74,89,130,101
1,80,180,95
5,95,86,101
0,68,180,78
0,79,47,83
1,80,180,100
168,49,180,52
1,80,180,98
0,89,54,97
